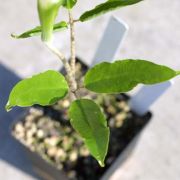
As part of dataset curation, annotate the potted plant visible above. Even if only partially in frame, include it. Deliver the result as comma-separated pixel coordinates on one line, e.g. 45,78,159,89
6,0,180,179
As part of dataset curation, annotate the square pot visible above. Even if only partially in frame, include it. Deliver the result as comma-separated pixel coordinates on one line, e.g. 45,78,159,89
11,59,152,180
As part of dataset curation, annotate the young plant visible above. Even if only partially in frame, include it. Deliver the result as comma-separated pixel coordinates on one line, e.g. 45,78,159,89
6,0,180,167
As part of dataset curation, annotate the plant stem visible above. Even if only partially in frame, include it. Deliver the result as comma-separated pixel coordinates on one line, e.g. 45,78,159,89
73,19,80,23
45,43,77,100
68,10,76,76
44,11,78,101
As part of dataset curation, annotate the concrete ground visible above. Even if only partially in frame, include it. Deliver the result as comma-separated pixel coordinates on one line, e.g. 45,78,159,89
0,0,180,179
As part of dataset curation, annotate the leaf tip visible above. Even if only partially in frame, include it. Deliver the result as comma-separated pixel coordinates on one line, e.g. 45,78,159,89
11,33,18,39
98,160,105,167
176,71,180,76
5,102,12,112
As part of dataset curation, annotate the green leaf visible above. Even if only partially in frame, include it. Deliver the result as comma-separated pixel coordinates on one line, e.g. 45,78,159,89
84,59,180,93
6,70,69,111
11,21,68,39
38,0,64,42
62,0,77,9
79,0,143,22
69,99,110,167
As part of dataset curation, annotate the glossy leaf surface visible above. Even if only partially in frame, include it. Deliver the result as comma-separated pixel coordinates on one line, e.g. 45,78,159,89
79,0,143,22
11,21,68,39
84,59,180,93
69,99,110,167
6,70,69,111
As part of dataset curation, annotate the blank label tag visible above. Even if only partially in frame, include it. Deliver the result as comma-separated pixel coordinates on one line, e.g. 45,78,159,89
129,81,173,116
91,16,128,66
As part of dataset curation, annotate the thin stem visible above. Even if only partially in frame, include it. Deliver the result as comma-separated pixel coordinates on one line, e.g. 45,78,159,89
68,10,76,76
45,43,77,100
45,43,68,69
73,19,80,23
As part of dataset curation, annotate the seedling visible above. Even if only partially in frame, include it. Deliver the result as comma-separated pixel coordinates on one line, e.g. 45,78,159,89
6,0,180,167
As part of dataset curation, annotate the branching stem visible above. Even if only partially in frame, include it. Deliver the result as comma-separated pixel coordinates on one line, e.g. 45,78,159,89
44,11,78,101
45,43,77,101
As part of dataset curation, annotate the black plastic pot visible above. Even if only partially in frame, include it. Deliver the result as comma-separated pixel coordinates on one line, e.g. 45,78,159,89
11,59,152,180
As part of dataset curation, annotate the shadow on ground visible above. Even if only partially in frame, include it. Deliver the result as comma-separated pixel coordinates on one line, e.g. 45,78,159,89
0,63,36,178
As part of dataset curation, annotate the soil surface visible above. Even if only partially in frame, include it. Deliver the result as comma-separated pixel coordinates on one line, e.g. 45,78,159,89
13,93,150,180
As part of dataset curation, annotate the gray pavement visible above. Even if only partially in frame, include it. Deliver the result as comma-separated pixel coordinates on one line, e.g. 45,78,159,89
0,0,180,179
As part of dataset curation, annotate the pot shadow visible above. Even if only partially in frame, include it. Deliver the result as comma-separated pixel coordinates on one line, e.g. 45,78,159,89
0,64,36,178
